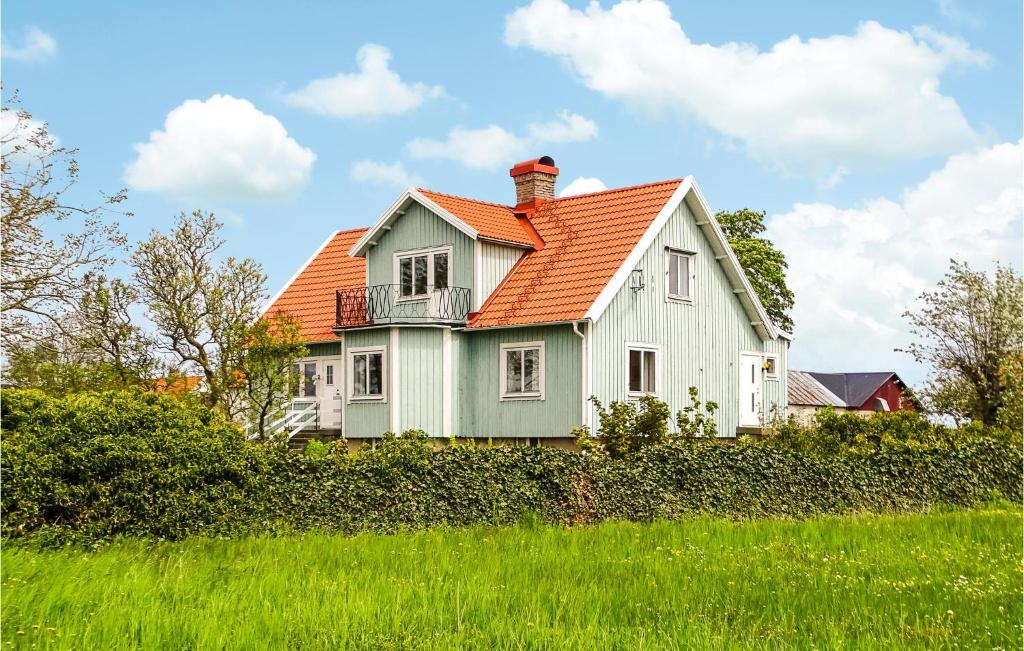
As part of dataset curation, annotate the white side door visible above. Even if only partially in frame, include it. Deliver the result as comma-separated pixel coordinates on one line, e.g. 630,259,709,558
739,353,763,427
318,356,344,430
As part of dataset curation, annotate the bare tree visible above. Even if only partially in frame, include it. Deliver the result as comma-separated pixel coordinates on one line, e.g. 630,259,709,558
900,260,1023,428
131,210,268,415
1,92,128,348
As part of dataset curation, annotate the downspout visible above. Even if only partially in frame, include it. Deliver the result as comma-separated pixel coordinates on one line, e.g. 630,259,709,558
572,320,592,432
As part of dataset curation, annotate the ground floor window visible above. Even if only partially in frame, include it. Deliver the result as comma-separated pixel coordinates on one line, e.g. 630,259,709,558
500,341,545,400
627,344,658,396
291,361,317,398
349,347,385,400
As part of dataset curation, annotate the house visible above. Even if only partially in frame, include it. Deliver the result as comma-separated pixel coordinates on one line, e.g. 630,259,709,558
787,370,917,424
264,156,791,445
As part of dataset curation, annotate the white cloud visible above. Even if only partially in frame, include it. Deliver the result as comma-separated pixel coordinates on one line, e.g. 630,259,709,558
560,176,607,197
124,94,316,201
938,0,984,28
765,140,1023,383
406,111,597,169
283,44,444,119
351,160,423,189
505,0,989,179
2,26,56,62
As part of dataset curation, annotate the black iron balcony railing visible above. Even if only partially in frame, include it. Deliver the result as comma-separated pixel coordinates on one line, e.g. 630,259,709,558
336,284,472,327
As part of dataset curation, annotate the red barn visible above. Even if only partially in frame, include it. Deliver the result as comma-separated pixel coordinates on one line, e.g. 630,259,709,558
787,371,918,423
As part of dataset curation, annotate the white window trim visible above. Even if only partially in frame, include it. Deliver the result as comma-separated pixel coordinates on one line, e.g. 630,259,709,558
499,341,545,401
764,354,780,381
393,245,453,302
347,345,387,403
665,247,696,304
625,342,661,398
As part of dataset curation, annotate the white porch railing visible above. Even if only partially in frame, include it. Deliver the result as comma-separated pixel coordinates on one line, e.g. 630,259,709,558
246,401,319,441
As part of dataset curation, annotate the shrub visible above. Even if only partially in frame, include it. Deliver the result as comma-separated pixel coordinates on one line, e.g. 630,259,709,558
588,394,672,459
1,389,268,542
2,390,1020,545
675,386,719,439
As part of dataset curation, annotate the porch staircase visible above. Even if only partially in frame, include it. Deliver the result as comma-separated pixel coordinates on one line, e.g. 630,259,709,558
245,401,320,444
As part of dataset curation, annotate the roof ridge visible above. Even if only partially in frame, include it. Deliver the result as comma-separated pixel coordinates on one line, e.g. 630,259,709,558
551,178,684,202
419,179,684,209
417,187,513,210
336,227,369,235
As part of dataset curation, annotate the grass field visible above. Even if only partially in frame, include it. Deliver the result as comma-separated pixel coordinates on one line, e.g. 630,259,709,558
2,507,1021,650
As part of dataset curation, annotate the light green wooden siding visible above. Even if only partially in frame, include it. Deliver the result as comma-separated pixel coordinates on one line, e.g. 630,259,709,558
398,328,443,435
365,202,474,292
762,337,789,422
306,342,341,357
458,324,581,438
478,241,524,305
342,328,390,438
451,330,463,435
591,199,787,436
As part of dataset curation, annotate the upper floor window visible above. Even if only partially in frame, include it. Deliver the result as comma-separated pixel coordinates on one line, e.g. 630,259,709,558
500,341,545,400
667,248,696,302
396,246,451,299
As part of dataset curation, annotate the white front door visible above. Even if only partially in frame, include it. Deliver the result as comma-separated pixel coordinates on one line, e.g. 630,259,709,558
739,353,763,427
317,356,344,430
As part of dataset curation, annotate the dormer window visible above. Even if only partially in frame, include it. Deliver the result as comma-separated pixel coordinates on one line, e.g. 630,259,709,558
395,246,451,299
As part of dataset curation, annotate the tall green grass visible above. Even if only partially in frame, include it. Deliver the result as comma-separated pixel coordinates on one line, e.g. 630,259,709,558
3,507,1021,650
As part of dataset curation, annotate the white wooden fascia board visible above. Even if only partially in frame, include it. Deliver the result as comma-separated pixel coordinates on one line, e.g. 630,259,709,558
584,178,691,321
348,187,481,258
685,180,780,341
262,230,339,316
409,188,480,240
477,236,534,249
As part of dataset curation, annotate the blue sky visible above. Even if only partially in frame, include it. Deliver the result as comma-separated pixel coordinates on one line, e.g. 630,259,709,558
3,0,1021,384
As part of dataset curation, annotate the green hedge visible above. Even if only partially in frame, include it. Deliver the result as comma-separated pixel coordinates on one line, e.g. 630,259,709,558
2,390,1020,544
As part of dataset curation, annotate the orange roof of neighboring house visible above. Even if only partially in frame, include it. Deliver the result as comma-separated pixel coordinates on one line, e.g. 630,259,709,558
153,374,204,394
466,180,683,328
418,189,534,247
264,228,367,341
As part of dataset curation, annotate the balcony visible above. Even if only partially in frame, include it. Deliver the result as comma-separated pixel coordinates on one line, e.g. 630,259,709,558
336,284,472,328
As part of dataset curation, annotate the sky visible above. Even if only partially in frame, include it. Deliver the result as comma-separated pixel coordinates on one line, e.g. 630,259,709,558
3,0,1021,387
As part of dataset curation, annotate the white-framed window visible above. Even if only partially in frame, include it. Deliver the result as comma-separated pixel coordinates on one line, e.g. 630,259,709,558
348,346,386,401
666,248,696,302
325,363,335,386
500,341,545,401
764,355,779,380
394,246,452,299
626,343,659,396
291,361,318,398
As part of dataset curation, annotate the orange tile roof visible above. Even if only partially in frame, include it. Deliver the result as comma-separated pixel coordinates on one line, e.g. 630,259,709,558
468,180,683,328
264,228,367,341
418,189,534,247
152,374,204,394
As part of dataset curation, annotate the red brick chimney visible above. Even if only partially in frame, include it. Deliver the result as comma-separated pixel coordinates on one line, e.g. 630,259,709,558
510,156,558,207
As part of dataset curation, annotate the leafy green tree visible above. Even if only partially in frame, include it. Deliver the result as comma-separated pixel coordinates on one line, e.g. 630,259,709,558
242,312,307,438
715,208,795,332
900,260,1023,428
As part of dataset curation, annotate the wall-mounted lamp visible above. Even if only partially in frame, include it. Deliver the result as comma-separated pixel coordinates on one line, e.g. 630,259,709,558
629,269,645,292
